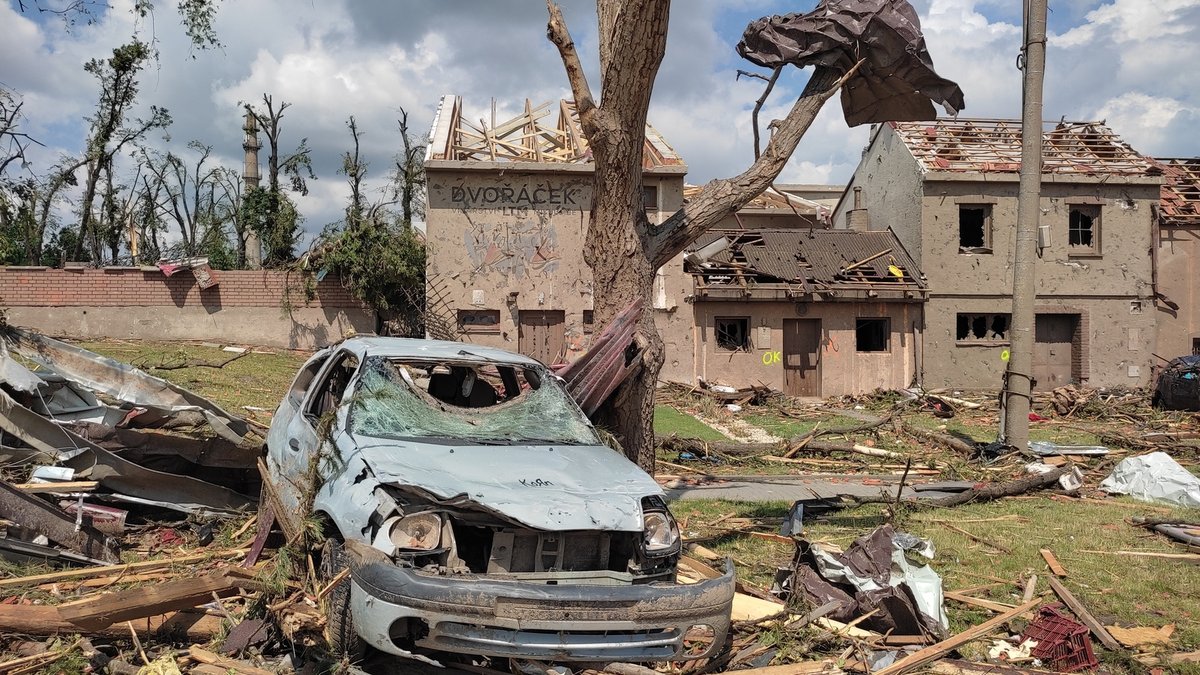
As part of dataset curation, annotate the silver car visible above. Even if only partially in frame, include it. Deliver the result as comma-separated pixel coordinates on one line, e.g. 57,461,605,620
262,337,734,663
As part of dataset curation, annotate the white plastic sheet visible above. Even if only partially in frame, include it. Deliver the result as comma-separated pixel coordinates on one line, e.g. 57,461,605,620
1099,452,1200,508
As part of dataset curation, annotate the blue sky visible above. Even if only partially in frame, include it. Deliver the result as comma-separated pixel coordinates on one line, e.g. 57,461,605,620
3,0,1199,241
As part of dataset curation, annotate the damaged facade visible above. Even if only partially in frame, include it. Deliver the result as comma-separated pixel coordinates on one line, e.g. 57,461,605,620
1154,158,1200,358
423,96,686,364
836,119,1163,390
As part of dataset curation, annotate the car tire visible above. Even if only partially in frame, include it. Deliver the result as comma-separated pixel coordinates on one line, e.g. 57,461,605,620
320,536,367,661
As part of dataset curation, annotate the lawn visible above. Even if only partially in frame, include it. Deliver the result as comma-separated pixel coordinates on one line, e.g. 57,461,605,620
654,405,727,440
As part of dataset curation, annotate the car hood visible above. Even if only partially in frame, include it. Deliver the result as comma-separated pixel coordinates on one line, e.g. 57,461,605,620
349,434,662,532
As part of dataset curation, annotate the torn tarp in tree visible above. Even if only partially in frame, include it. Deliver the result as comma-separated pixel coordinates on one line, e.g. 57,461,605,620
737,0,966,127
0,326,250,443
775,524,948,639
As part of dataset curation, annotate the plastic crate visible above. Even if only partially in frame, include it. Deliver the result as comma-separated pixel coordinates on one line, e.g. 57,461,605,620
1019,604,1099,673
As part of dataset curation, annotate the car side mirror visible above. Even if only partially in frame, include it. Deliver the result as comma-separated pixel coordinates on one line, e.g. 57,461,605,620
289,438,301,452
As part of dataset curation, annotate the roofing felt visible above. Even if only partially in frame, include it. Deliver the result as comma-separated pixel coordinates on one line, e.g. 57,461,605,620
426,95,683,170
688,228,925,292
890,119,1160,177
1159,158,1200,226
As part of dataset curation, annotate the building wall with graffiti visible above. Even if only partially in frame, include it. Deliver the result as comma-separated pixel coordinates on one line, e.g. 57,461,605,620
424,164,685,362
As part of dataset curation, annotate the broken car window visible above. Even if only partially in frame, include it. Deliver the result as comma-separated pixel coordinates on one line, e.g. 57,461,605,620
349,357,601,446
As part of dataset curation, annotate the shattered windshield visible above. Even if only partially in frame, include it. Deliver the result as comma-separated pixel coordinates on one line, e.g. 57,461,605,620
349,356,601,446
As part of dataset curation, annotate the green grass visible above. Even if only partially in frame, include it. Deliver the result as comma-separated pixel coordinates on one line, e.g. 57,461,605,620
654,406,727,440
78,340,311,412
674,497,1200,673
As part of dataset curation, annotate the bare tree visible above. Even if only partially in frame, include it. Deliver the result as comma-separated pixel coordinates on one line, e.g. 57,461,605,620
341,116,366,228
243,94,314,266
140,141,223,257
393,108,426,230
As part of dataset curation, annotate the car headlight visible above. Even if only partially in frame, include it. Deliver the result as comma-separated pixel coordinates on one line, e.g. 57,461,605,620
373,512,442,552
643,510,680,555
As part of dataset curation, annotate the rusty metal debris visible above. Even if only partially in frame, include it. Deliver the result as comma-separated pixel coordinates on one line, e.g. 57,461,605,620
554,300,645,416
737,0,965,127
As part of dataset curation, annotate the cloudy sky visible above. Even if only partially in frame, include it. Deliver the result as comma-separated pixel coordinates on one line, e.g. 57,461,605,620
3,0,1199,243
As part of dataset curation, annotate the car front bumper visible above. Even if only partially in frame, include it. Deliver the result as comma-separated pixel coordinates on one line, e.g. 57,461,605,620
350,560,736,662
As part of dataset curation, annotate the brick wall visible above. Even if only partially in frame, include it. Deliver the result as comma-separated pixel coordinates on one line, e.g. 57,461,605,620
0,266,376,349
0,266,359,308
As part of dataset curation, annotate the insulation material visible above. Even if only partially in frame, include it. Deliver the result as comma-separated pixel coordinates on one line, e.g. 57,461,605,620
1100,452,1200,508
737,0,965,127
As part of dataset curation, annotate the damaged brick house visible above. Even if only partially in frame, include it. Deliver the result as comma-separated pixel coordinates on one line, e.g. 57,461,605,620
834,119,1163,390
1155,158,1200,358
423,96,686,364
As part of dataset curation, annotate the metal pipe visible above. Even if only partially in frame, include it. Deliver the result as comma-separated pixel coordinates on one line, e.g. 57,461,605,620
1001,0,1049,449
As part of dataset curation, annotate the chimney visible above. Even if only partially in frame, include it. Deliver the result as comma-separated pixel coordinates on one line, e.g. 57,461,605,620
242,110,263,269
847,186,870,231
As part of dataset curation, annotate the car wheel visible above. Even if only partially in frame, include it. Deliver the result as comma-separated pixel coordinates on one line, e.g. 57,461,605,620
320,536,367,661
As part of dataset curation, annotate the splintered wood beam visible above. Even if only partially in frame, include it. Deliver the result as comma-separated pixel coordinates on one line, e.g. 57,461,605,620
1046,576,1123,652
57,568,261,631
874,598,1043,675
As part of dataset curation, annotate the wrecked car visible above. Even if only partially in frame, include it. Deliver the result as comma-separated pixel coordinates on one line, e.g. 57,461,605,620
1152,355,1200,411
262,337,734,662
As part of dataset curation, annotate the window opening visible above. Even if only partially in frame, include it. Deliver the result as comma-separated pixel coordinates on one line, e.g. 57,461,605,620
306,352,360,420
457,309,501,333
956,313,1011,341
1069,205,1100,252
855,318,890,352
715,317,750,351
958,205,991,251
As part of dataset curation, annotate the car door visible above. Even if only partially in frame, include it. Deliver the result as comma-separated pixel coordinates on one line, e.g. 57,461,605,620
272,350,360,512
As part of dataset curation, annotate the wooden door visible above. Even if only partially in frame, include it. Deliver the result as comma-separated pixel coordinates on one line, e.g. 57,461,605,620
518,310,566,364
782,319,822,397
1033,314,1076,389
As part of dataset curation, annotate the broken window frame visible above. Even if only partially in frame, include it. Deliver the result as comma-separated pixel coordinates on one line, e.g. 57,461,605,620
642,184,659,212
582,310,595,334
855,317,890,352
957,204,993,253
955,313,1011,343
1068,204,1101,256
305,351,360,421
457,309,502,334
714,317,751,352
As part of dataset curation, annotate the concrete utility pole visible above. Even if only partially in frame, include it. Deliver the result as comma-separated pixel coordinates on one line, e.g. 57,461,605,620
1001,0,1048,449
242,111,263,269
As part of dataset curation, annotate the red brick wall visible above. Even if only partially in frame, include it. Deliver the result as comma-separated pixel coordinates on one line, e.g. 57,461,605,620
0,267,361,309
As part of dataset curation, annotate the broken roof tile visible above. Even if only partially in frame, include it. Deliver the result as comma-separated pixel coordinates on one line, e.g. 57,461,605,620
1158,157,1200,226
891,118,1159,176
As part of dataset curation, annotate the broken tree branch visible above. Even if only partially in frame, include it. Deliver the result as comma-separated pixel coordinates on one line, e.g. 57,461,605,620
545,0,598,129
747,66,782,159
138,349,250,371
650,62,862,268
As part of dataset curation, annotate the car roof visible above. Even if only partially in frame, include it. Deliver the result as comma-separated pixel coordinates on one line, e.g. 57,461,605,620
334,336,546,367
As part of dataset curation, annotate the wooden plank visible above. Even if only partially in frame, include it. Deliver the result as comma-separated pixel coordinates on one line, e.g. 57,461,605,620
0,605,221,639
187,646,275,675
1046,576,1122,652
0,549,247,589
943,523,1011,553
11,481,98,493
1039,548,1068,576
1080,550,1200,562
873,598,1042,675
944,591,1018,613
58,568,260,631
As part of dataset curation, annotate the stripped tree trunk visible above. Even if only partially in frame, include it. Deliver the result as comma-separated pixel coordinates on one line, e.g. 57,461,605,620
546,0,846,470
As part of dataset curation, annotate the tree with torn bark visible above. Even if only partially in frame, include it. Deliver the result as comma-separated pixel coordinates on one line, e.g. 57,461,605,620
545,0,963,470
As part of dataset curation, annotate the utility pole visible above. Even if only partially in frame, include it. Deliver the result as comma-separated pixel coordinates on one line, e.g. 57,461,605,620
242,110,263,269
1001,0,1048,449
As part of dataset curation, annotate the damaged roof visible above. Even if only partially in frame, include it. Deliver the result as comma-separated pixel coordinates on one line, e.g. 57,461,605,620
426,95,684,170
891,119,1160,177
683,184,827,215
687,228,925,296
1158,158,1200,226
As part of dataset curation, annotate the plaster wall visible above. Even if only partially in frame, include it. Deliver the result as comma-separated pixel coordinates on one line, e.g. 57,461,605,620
676,300,919,397
834,125,924,262
1156,224,1200,358
922,295,1157,389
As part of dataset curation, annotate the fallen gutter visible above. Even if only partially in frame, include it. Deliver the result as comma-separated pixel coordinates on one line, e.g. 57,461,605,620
1,327,250,443
0,388,253,514
0,478,119,563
